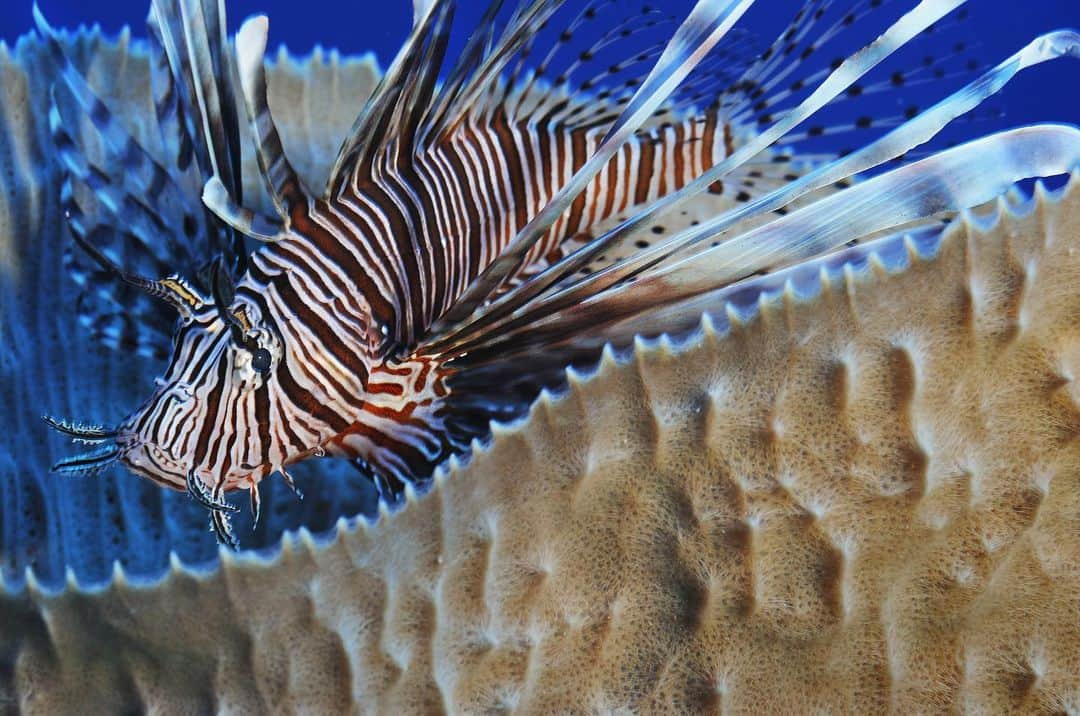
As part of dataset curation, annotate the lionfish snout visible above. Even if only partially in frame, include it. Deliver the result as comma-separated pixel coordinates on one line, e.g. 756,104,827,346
43,413,183,486
45,412,247,549
117,437,190,490
42,415,124,475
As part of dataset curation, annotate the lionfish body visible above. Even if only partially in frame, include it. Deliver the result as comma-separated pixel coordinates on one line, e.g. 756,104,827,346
123,72,737,503
40,0,1080,547
246,109,732,476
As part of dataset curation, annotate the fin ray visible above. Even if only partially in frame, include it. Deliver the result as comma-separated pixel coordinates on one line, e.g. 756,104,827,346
457,125,1080,364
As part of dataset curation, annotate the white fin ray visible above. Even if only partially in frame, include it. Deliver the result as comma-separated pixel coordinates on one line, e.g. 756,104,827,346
461,125,1080,361
232,16,308,223
448,29,1080,356
202,177,289,242
422,0,967,356
425,0,760,339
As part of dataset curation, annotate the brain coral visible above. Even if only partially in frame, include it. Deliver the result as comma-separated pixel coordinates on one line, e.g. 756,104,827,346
1,22,1079,716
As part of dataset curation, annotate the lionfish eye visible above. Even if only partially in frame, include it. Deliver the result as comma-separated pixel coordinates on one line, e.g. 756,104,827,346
251,348,272,375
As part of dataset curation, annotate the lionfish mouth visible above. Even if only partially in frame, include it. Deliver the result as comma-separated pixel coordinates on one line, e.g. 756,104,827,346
44,415,246,549
42,415,122,474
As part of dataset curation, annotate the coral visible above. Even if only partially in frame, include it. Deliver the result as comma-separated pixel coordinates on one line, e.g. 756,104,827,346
2,168,1078,711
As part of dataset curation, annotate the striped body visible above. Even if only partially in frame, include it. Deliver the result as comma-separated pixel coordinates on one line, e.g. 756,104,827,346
127,108,736,493
288,110,732,344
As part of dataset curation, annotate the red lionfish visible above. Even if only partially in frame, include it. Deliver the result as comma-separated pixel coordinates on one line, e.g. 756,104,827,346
38,0,1079,548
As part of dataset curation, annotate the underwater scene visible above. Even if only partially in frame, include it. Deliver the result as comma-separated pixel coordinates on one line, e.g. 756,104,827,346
0,0,1078,711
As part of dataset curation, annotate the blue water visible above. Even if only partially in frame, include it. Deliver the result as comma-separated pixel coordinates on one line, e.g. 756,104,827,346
0,0,1077,589
3,0,1077,131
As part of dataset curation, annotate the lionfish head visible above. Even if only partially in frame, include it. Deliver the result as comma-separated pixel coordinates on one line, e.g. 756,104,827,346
46,260,296,508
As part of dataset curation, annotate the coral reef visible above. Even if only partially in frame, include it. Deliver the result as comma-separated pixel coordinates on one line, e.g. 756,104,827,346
3,166,1077,710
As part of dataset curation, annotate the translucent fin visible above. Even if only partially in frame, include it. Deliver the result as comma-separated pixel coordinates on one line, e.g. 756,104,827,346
454,28,1080,354
47,94,190,259
34,8,199,239
495,3,675,131
35,10,200,356
421,0,966,356
146,10,197,186
426,0,760,338
462,125,1080,362
36,1,253,356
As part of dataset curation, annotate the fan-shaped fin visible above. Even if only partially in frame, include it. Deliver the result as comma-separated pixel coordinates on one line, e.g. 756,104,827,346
34,9,200,242
457,125,1080,367
37,0,255,355
430,29,1079,360
419,0,968,356
35,9,207,355
425,0,760,339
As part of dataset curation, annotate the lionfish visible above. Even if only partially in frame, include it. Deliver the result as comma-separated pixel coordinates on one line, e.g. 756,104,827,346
38,0,1079,548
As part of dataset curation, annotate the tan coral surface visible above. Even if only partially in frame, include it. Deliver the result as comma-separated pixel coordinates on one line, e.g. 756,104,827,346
0,175,1077,713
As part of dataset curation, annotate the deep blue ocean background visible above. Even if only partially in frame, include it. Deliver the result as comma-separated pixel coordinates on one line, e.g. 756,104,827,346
0,0,1076,588
2,0,1076,133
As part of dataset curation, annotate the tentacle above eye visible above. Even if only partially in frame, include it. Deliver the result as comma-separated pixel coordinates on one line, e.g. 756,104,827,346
208,257,251,348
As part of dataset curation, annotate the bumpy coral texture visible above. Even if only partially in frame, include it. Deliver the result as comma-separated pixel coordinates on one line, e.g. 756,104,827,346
1,170,1077,712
